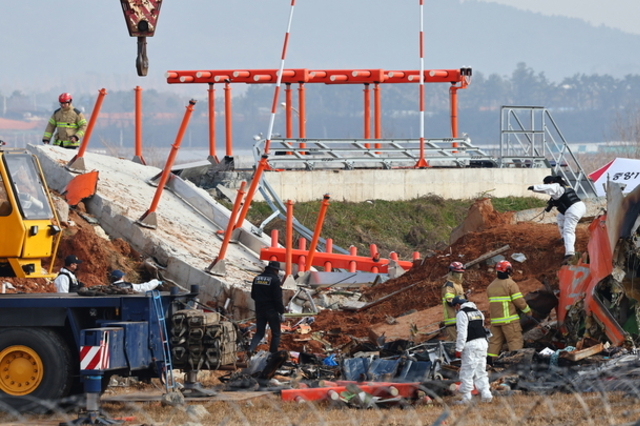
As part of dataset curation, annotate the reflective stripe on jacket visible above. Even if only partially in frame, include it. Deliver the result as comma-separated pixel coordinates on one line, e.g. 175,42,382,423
43,106,87,147
442,279,464,326
486,277,531,325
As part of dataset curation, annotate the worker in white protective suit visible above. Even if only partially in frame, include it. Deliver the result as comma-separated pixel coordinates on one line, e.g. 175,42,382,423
528,175,586,263
452,296,493,405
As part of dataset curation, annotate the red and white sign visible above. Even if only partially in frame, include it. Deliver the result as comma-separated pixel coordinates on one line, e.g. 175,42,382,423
80,331,110,371
589,158,640,197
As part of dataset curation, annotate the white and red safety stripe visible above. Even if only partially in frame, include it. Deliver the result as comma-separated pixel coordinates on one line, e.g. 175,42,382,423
80,331,110,370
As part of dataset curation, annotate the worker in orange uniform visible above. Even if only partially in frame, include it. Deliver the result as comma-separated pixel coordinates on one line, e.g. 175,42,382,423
486,260,532,362
42,93,87,149
442,261,466,341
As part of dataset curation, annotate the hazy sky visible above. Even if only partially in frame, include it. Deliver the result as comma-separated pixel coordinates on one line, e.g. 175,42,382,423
1,0,639,97
478,0,640,35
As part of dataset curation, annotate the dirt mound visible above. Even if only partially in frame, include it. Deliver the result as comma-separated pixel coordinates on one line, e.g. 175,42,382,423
2,205,147,293
297,199,590,353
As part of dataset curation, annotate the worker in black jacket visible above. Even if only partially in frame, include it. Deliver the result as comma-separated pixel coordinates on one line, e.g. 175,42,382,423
248,261,285,355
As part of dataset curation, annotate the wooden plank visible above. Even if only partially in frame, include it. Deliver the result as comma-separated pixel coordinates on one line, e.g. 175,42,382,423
464,244,510,269
561,343,605,362
352,282,420,312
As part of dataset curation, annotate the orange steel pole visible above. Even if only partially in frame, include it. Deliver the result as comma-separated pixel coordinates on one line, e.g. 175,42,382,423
305,194,330,271
374,83,382,139
298,83,306,148
370,244,380,273
349,246,357,273
76,88,107,159
208,83,218,162
66,88,107,172
450,85,460,154
298,238,307,272
207,181,246,269
324,238,333,272
224,82,233,159
363,83,371,148
133,86,146,164
234,155,269,230
137,99,196,228
270,230,279,260
286,200,293,277
285,83,293,138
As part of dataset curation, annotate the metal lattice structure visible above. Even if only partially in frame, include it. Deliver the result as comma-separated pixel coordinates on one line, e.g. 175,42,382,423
499,106,598,198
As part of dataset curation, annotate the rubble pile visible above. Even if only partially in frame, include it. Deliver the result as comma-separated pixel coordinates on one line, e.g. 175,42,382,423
279,198,590,355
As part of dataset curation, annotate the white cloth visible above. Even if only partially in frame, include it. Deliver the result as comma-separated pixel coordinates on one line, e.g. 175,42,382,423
455,302,492,401
113,278,161,293
531,182,564,200
54,267,78,293
531,183,586,256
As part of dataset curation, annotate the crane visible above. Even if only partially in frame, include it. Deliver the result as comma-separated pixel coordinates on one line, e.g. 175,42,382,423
119,0,164,76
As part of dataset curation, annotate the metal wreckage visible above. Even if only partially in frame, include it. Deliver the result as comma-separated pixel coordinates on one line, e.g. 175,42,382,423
215,181,640,407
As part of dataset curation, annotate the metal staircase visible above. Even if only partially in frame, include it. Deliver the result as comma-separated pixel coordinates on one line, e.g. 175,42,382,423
256,177,349,254
499,106,598,198
149,290,176,391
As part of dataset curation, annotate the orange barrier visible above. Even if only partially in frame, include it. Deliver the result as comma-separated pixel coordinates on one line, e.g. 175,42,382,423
281,382,421,402
261,246,414,274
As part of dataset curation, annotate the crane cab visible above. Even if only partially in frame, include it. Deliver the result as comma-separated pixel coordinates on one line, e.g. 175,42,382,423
0,150,61,278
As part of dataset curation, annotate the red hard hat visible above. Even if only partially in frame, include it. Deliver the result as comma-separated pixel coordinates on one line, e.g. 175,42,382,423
59,93,72,103
495,260,513,274
449,261,465,273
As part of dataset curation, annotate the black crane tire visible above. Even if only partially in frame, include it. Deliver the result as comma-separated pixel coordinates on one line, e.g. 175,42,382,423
0,328,73,413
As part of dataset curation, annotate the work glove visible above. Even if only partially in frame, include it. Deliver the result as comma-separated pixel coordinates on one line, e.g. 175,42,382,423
70,135,79,142
527,186,534,191
454,351,462,359
544,200,554,212
42,139,50,144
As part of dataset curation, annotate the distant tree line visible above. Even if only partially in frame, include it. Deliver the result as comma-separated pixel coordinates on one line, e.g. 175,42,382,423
2,63,639,149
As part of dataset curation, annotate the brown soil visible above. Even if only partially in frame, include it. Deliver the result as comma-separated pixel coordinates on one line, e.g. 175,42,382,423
3,195,588,358
2,201,147,293
288,199,590,354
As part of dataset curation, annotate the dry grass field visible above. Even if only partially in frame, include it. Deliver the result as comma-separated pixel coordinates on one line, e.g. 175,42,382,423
2,390,640,426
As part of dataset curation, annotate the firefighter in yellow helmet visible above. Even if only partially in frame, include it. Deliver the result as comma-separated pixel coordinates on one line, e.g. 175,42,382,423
42,93,87,149
442,261,466,341
486,260,532,362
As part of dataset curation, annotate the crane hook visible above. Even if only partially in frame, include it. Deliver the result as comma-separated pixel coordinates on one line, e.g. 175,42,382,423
136,37,149,77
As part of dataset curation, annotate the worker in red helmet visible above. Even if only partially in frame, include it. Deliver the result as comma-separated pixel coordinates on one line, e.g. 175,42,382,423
42,93,87,149
486,260,532,362
528,175,586,264
441,261,466,341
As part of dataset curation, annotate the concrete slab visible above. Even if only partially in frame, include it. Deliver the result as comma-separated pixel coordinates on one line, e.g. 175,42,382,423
264,168,550,202
29,145,269,319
